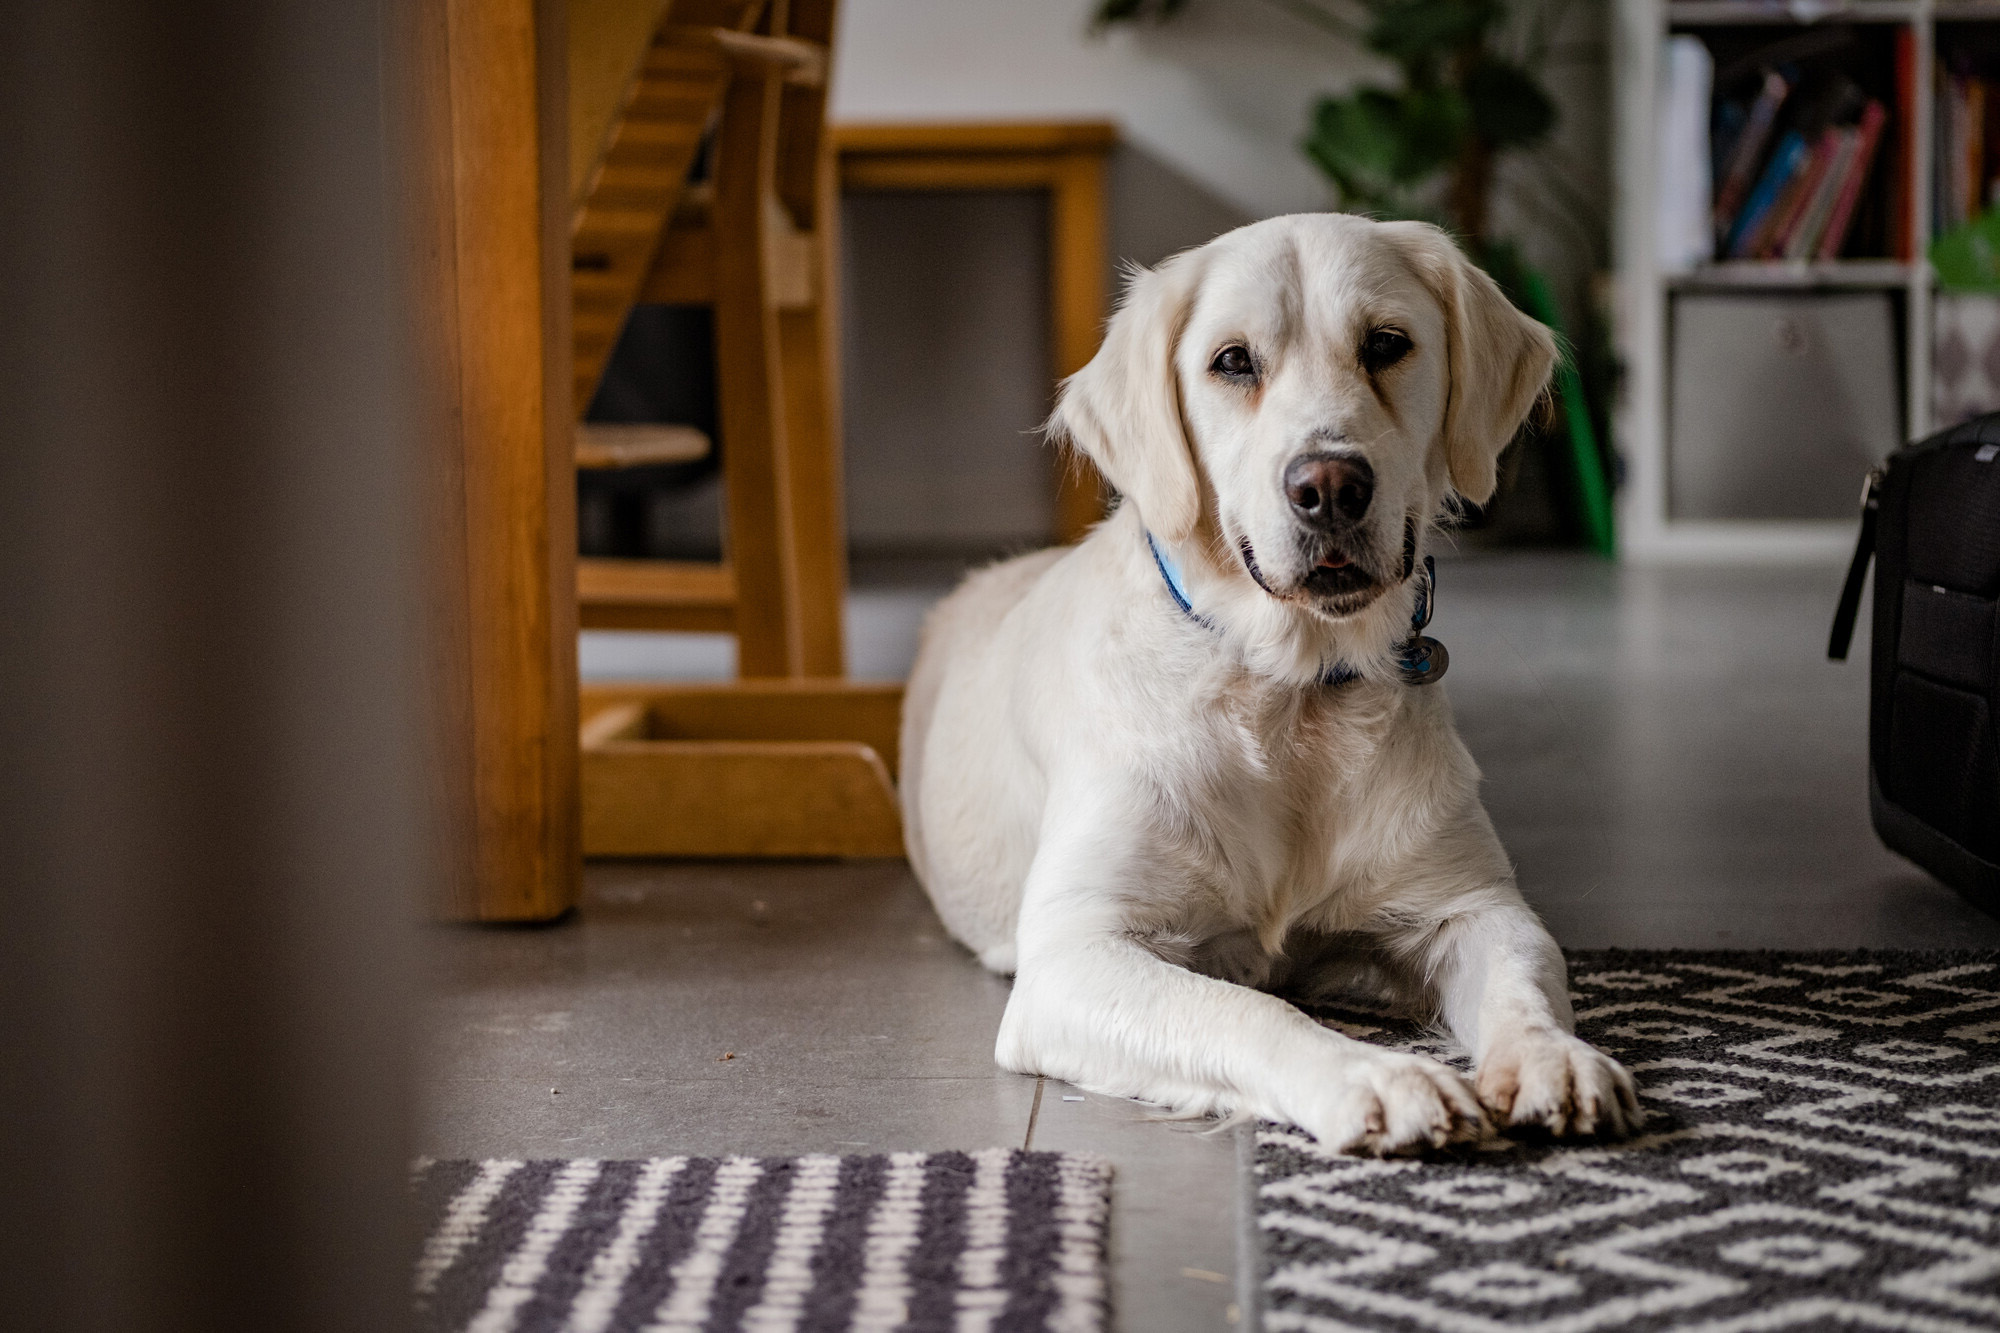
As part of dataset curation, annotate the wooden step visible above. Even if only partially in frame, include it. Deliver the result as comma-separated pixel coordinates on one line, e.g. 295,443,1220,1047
577,558,736,632
579,682,906,858
569,23,737,405
575,422,712,470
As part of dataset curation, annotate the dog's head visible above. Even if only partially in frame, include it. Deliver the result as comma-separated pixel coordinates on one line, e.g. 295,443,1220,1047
1051,214,1555,642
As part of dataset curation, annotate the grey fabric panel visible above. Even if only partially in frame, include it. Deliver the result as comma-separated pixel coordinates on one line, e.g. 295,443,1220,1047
1897,579,1995,691
1668,292,1899,520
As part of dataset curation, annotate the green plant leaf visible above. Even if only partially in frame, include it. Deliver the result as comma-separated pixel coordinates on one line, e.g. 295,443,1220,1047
1462,58,1556,148
1305,86,1468,201
1361,0,1501,64
1930,208,2000,291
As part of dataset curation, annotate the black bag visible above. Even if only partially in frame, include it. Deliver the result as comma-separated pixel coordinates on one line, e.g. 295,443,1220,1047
1829,414,2000,913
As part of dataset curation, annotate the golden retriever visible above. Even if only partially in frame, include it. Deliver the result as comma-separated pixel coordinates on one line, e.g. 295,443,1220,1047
899,214,1637,1154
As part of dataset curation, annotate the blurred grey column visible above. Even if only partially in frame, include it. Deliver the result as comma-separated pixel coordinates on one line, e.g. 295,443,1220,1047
0,1,421,1329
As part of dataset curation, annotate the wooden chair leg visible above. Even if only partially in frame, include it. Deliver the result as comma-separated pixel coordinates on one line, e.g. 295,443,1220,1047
777,137,848,676
712,67,802,678
778,306,846,675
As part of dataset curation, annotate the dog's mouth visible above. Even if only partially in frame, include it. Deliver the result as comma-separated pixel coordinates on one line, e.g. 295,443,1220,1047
1240,538,1385,614
1301,545,1382,608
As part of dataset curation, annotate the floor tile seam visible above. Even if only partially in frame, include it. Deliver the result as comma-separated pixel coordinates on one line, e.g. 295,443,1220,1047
1021,1076,1046,1150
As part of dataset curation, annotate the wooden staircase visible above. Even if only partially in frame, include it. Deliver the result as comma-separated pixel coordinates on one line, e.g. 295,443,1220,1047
568,1,762,412
569,0,845,680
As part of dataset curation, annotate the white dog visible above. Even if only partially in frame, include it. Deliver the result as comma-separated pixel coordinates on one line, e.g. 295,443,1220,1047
899,214,1638,1154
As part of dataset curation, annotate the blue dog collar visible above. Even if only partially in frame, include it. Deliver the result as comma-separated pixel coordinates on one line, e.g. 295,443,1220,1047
1146,529,1205,624
1144,530,1447,687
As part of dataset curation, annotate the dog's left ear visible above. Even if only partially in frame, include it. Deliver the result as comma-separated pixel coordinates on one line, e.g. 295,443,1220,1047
1046,252,1206,544
1388,223,1558,507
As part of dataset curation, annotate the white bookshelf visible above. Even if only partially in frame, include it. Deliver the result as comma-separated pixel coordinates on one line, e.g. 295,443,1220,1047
1613,0,1944,561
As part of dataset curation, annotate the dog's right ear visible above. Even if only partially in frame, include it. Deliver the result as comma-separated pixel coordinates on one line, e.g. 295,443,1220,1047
1046,253,1205,544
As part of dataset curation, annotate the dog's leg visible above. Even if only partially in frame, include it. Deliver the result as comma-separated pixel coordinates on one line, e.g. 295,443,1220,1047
996,816,1488,1154
1419,903,1639,1138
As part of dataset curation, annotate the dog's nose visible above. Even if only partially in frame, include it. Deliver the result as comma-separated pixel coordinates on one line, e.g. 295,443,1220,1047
1284,453,1373,528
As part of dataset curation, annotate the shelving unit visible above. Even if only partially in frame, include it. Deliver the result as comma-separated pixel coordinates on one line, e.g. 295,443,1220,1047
1614,0,1956,560
1664,258,1916,286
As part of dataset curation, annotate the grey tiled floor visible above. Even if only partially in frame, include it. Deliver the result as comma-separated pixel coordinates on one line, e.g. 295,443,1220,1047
423,552,2000,1332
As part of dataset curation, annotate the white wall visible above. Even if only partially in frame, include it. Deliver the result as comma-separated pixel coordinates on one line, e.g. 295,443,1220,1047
831,0,1375,219
832,0,1610,302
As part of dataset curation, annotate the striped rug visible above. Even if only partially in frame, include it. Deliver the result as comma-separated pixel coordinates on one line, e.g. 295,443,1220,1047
411,1149,1112,1333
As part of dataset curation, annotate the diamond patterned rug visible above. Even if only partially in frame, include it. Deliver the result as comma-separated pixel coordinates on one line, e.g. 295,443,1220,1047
1255,950,2000,1332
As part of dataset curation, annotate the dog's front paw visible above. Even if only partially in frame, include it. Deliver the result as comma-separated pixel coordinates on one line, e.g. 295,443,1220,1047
1298,1053,1490,1156
1476,1029,1639,1138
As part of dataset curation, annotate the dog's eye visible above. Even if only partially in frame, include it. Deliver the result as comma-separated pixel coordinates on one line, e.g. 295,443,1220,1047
1361,328,1412,374
1210,344,1256,380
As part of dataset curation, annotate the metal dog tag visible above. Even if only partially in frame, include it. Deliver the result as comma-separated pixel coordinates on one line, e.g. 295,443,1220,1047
1396,555,1447,684
1398,635,1448,685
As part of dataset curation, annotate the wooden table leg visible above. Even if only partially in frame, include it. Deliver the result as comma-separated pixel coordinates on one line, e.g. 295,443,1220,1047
418,0,580,921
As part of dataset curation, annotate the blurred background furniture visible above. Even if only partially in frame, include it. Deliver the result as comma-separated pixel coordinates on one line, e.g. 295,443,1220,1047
567,0,903,859
572,0,847,679
1613,0,2000,561
835,120,1115,544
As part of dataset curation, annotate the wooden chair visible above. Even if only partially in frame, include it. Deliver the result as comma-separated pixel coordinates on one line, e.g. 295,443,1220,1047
569,0,903,859
571,0,846,679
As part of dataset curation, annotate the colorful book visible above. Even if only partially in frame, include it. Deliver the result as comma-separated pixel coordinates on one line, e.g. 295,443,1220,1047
1714,70,1792,243
1765,128,1844,258
1712,100,1748,192
1818,99,1889,261
1729,131,1810,259
1969,77,1987,224
1785,128,1859,260
1890,28,1914,259
1985,72,2000,208
1938,73,1987,235
1935,76,1949,235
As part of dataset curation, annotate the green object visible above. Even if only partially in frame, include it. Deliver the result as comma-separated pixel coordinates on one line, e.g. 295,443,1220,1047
1305,87,1466,209
1516,268,1615,556
1931,209,2000,292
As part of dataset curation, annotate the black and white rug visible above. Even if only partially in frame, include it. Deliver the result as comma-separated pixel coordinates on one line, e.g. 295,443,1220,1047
1257,951,2000,1332
412,1149,1111,1332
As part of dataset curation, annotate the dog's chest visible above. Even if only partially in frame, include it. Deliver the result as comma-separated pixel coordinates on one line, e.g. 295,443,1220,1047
1200,675,1393,788
1172,680,1407,907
